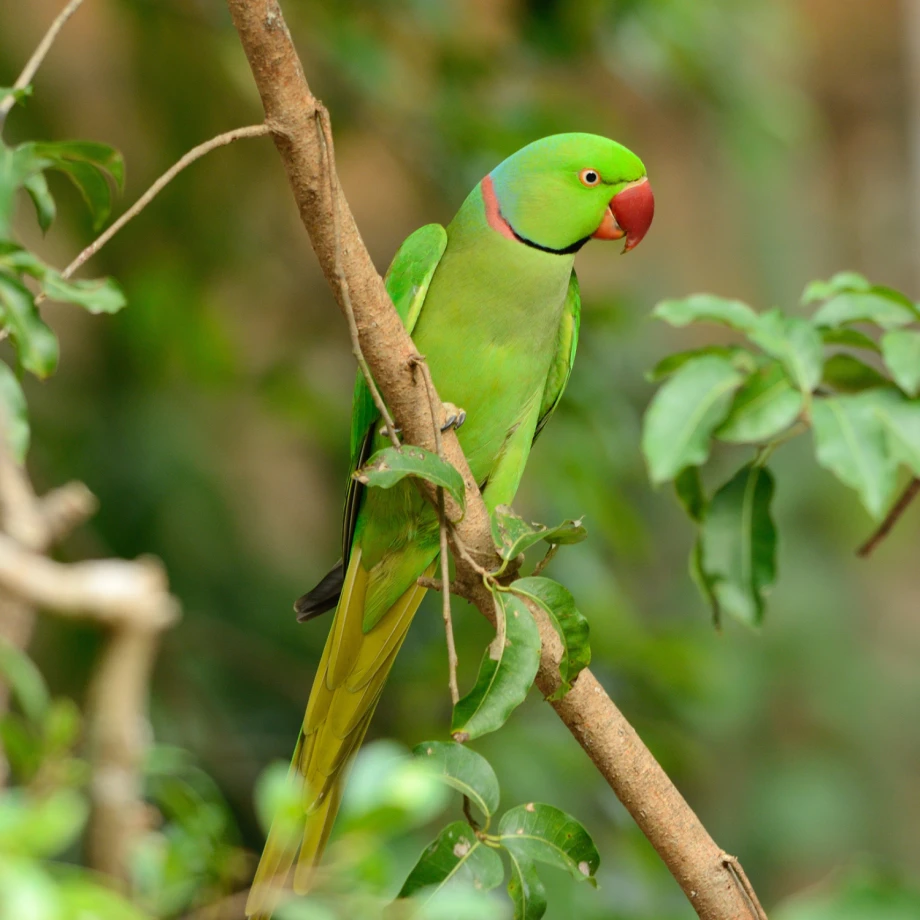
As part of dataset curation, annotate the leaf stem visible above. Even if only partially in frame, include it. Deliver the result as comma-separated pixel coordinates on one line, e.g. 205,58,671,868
856,476,920,557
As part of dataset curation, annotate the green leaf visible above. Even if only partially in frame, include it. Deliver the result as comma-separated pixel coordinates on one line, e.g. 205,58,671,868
689,536,721,628
652,294,759,332
716,362,803,443
339,740,448,834
355,446,465,510
811,292,918,330
801,271,871,304
54,876,150,920
699,464,777,627
811,393,900,519
22,172,56,233
507,851,547,920
498,803,599,886
399,820,504,899
821,354,890,393
42,698,82,754
881,329,920,397
674,466,706,522
0,639,50,724
871,392,920,479
42,273,127,314
412,741,500,821
0,272,59,378
641,355,745,484
31,140,125,191
491,505,586,562
820,327,880,352
51,158,112,229
0,362,29,461
510,577,590,699
451,591,541,742
0,787,89,857
646,345,756,382
748,309,824,394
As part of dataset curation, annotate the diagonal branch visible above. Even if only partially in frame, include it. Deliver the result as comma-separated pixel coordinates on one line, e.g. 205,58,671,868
224,2,767,917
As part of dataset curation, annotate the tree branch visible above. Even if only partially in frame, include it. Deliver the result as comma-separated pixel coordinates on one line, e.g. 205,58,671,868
0,0,85,125
224,2,767,917
856,477,920,558
56,123,272,283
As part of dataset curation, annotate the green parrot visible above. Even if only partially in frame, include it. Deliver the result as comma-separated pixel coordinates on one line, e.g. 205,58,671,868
247,132,654,917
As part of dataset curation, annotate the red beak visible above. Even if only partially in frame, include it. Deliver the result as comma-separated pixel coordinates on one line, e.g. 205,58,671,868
592,177,654,252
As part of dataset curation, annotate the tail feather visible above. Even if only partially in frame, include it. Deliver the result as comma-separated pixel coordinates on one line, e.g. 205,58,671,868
246,548,433,918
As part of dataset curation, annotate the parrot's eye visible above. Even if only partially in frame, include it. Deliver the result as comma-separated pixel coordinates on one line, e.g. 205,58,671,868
579,168,601,187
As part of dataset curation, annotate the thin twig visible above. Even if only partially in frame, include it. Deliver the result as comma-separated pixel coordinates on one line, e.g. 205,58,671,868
857,477,920,557
51,124,272,286
314,107,399,450
0,0,85,125
722,854,769,920
414,356,460,705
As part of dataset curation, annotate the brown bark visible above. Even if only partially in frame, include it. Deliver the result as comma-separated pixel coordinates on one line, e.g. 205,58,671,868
224,2,768,917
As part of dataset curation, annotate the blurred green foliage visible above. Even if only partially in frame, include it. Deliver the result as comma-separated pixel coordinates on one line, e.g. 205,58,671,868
1,0,920,917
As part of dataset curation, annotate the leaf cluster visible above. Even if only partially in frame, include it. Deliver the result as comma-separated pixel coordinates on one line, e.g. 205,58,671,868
0,87,127,460
642,273,920,625
400,742,599,920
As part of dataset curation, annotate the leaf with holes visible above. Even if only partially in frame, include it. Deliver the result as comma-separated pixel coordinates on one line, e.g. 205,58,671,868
0,271,58,378
811,393,899,519
881,329,920,397
0,362,29,461
491,505,586,562
499,804,599,887
399,821,504,900
451,591,541,742
412,742,500,822
507,851,547,920
653,294,759,332
355,446,465,510
748,309,823,394
716,361,803,444
699,464,777,627
510,577,589,700
642,355,745,484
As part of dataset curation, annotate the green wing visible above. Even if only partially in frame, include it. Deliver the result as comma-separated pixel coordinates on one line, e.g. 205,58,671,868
342,223,448,559
534,270,581,442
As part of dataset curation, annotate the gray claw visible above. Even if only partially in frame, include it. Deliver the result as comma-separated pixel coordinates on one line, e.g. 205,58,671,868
440,403,466,432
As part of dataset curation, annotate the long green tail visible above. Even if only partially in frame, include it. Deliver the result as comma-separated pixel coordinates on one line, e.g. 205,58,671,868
246,547,430,918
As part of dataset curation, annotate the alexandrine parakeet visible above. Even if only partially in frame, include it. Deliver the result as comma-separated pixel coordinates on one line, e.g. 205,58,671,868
248,132,654,916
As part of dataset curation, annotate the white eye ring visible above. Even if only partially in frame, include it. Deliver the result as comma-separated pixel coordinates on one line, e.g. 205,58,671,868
579,168,601,187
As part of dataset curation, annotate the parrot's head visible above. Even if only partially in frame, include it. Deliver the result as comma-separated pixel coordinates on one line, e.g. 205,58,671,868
484,133,653,254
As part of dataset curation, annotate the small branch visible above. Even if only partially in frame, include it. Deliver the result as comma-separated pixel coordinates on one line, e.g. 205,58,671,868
0,535,178,629
314,108,400,450
722,853,769,920
856,477,920,557
0,0,85,125
531,543,559,578
56,124,272,283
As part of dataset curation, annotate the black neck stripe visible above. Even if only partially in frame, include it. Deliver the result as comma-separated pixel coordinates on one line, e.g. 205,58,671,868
503,210,589,255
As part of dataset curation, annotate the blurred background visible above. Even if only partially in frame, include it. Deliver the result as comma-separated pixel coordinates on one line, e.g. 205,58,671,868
2,0,920,916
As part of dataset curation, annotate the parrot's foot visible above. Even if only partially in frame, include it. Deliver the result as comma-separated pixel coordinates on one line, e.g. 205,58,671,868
441,403,466,431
